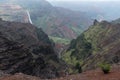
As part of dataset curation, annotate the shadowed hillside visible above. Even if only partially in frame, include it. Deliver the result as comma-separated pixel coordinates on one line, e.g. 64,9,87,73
0,19,65,79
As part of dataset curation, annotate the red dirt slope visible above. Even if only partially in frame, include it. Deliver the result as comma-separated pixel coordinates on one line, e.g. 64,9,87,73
0,65,120,80
54,65,120,80
0,73,40,80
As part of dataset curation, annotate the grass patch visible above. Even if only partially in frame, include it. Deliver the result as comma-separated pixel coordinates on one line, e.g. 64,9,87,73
49,36,70,44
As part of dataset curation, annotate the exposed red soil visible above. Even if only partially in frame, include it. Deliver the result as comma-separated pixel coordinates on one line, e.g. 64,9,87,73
0,65,120,80
54,65,120,80
0,73,40,80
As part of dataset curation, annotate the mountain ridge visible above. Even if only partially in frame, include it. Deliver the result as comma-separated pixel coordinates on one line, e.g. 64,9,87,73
0,0,93,42
62,19,120,73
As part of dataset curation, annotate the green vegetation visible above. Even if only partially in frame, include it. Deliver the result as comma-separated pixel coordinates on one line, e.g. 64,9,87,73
75,62,82,73
62,34,92,74
69,34,92,60
99,62,111,74
62,49,77,65
83,25,104,54
49,36,70,44
71,27,83,35
62,49,83,74
62,20,118,73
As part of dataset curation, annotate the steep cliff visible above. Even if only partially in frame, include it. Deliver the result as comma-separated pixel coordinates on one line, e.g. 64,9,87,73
0,19,64,78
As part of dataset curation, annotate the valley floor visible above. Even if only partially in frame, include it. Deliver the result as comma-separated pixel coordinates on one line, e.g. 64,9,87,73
0,65,120,80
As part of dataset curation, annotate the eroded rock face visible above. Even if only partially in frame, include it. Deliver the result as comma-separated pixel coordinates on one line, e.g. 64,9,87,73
0,20,64,78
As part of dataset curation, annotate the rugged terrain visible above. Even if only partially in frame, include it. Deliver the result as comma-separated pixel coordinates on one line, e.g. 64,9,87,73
62,19,120,73
0,0,93,43
0,19,65,79
0,0,119,80
17,0,93,39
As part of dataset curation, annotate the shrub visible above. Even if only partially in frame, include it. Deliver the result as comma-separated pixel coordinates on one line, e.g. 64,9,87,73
75,62,82,73
100,63,111,74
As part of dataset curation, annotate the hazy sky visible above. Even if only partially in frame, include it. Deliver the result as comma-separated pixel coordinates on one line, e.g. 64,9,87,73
47,0,119,2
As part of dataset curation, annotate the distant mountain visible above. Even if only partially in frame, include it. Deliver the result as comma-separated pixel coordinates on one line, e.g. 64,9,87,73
50,1,120,21
0,19,65,78
0,0,93,44
0,4,29,23
62,19,120,74
112,18,120,24
50,1,104,20
30,5,92,40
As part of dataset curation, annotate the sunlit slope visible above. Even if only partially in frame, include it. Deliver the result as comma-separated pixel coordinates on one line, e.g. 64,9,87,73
63,20,120,73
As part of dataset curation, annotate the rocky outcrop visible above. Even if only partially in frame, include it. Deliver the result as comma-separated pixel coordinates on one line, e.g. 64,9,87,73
0,19,64,78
